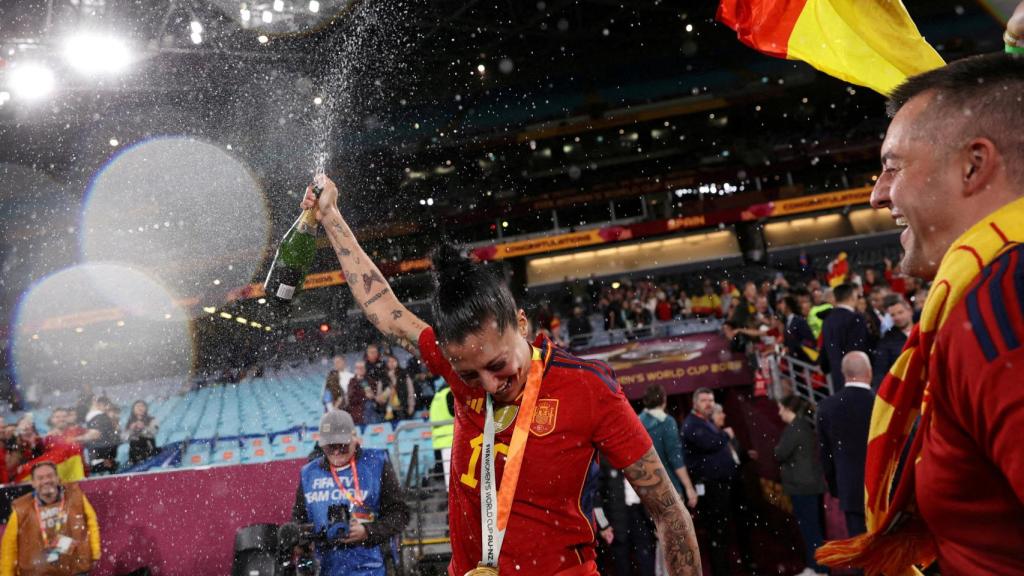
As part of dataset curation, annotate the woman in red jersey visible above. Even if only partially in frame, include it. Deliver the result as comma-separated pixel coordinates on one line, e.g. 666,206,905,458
300,175,699,576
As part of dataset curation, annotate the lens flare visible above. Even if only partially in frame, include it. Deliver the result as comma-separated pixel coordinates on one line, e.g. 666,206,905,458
12,263,194,400
81,136,269,308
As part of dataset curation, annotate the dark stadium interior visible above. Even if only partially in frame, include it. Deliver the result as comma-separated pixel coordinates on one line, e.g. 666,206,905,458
0,1,1016,574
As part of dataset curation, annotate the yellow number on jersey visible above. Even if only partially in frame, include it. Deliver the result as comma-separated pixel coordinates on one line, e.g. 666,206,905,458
459,433,510,489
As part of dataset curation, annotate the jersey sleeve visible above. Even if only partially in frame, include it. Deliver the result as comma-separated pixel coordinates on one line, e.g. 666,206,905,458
418,327,467,398
586,363,653,469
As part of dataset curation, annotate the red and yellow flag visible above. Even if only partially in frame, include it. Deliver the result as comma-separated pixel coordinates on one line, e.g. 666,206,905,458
16,442,87,483
717,0,945,95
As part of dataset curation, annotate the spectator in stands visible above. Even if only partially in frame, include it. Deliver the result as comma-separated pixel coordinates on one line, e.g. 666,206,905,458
719,280,739,317
675,289,693,319
346,361,373,425
862,268,879,295
80,396,120,475
819,283,871,389
407,358,434,412
774,395,827,576
807,288,833,339
683,388,738,576
640,385,698,509
692,279,722,318
106,406,122,444
871,295,914,389
1,461,101,575
15,418,45,462
626,300,653,339
292,410,410,576
73,385,94,427
330,355,355,403
602,292,625,331
126,400,159,467
2,437,20,485
654,291,673,322
323,370,347,413
363,344,386,386
45,411,64,438
817,352,875,539
881,257,908,297
596,455,656,576
865,286,891,338
567,305,591,348
378,355,415,421
779,295,818,364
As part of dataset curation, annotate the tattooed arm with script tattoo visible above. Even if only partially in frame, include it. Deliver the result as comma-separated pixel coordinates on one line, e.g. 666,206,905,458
301,175,428,357
623,448,701,575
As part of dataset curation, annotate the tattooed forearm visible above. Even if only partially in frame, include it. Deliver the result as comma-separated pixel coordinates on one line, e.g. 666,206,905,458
622,447,700,575
368,313,379,325
330,220,351,239
363,288,389,308
391,309,403,320
362,271,385,293
336,246,352,257
388,333,421,358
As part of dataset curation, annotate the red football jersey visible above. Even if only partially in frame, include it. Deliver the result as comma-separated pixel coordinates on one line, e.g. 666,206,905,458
419,328,652,576
915,244,1024,574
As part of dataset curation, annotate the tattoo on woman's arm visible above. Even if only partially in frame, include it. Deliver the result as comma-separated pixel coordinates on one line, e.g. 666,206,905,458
363,289,389,308
622,448,699,574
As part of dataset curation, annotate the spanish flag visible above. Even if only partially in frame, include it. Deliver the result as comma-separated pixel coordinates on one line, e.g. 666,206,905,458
16,442,87,483
717,0,945,95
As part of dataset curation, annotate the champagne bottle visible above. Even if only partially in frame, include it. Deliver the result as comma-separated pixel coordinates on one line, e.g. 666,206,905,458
263,187,321,303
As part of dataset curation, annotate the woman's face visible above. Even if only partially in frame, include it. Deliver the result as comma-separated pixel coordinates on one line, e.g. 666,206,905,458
712,410,726,428
778,404,795,424
354,362,366,378
387,356,399,370
443,310,532,404
133,402,147,417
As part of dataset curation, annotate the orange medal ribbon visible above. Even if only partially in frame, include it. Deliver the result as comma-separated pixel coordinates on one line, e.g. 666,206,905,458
476,342,551,571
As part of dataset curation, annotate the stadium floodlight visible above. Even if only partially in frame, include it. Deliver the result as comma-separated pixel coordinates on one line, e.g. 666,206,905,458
63,33,132,76
8,62,56,101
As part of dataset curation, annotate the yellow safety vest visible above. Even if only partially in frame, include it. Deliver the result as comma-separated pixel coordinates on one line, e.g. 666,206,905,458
429,387,454,450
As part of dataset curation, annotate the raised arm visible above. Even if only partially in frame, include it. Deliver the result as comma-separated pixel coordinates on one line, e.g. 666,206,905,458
622,447,701,575
303,175,429,356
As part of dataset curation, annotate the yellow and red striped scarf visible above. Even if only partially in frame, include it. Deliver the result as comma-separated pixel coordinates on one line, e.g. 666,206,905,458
817,195,1024,575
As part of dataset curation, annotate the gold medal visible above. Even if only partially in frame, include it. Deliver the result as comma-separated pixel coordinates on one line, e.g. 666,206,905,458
464,566,499,576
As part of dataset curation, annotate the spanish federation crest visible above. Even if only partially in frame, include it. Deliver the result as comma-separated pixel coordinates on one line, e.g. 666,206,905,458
530,399,559,437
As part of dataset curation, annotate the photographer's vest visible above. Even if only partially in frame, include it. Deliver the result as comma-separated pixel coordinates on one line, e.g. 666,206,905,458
12,484,93,576
300,448,387,576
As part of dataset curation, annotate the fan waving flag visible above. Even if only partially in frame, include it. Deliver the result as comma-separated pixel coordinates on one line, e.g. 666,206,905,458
717,0,945,95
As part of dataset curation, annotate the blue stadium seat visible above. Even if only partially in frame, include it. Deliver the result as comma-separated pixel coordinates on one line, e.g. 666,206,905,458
360,423,393,450
242,436,272,463
213,440,242,466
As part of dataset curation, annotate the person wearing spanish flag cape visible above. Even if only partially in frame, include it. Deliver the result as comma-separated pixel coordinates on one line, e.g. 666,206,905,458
300,175,700,576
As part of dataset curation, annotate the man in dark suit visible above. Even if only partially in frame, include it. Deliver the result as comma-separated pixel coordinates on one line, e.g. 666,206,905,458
683,388,738,576
819,283,871,389
817,351,876,538
871,294,914,389
779,295,817,364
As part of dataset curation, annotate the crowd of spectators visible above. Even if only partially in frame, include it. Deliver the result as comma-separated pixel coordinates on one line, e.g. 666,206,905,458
534,252,925,395
320,345,436,427
0,393,159,487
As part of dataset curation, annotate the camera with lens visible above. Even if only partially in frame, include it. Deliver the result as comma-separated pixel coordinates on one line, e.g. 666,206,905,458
324,504,351,542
